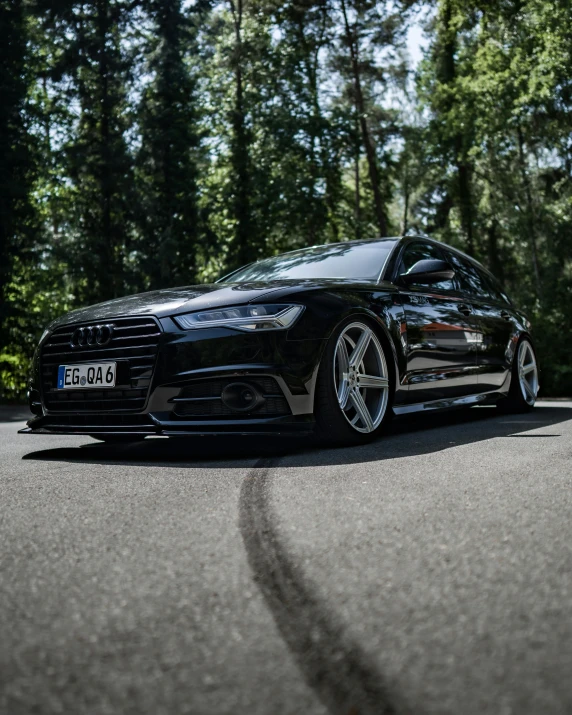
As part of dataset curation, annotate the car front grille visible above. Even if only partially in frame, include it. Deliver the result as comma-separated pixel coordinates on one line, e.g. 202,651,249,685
40,317,161,413
172,376,291,419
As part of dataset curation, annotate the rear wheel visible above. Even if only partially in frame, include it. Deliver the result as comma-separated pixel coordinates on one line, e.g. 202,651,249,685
498,338,539,413
315,318,393,445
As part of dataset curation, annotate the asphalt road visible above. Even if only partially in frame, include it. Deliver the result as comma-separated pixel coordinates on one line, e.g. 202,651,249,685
1,401,572,715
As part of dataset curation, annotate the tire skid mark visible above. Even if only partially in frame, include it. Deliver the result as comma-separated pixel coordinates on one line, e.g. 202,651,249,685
239,457,397,715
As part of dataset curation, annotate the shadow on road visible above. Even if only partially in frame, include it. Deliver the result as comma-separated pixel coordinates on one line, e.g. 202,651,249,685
18,403,572,715
21,405,572,469
0,406,32,422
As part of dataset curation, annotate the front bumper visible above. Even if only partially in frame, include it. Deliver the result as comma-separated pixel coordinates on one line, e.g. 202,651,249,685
18,413,314,437
21,315,325,438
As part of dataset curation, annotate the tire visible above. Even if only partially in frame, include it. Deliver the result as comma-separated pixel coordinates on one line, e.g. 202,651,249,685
314,317,394,445
90,435,146,444
497,337,539,413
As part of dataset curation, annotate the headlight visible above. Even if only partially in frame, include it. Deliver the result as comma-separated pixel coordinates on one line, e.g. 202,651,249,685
173,304,304,332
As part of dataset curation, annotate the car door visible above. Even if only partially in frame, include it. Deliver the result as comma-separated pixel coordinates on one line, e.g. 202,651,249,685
446,252,515,393
396,241,480,405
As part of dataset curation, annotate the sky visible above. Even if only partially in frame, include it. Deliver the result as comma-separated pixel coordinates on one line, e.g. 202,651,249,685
407,21,428,68
406,6,432,69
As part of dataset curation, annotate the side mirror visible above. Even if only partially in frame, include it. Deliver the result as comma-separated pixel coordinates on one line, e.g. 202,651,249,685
399,259,455,285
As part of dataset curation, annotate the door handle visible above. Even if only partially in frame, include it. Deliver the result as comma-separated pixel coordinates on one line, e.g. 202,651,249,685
500,310,512,321
457,303,473,316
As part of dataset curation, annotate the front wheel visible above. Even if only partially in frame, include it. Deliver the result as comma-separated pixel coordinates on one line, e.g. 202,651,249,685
314,318,393,445
498,337,539,413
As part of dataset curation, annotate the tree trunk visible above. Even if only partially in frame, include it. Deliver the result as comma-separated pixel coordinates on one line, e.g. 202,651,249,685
440,0,474,254
354,113,361,239
297,15,319,245
96,0,119,299
228,0,253,269
456,154,474,254
304,5,339,242
402,158,409,235
0,0,30,348
340,0,387,237
486,218,504,286
517,125,542,300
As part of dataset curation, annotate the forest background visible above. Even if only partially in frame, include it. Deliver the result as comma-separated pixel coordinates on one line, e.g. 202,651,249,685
1,0,571,401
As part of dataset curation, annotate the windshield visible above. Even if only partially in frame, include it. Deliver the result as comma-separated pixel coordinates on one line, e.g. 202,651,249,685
224,240,398,283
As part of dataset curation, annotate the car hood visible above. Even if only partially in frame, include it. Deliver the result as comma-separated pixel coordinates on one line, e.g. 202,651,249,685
48,278,395,328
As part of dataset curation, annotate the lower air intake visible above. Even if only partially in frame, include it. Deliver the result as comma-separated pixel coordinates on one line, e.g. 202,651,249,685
172,376,291,419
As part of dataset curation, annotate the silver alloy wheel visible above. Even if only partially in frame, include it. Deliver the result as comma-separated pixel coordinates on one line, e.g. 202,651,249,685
333,322,389,434
518,340,539,406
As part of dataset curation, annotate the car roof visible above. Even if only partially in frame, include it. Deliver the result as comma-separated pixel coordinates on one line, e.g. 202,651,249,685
229,235,496,283
299,235,492,275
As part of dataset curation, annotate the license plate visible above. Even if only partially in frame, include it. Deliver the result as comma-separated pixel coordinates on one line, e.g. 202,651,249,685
57,362,117,389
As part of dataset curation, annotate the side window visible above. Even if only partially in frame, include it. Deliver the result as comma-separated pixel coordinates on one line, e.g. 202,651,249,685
478,268,512,305
398,242,455,293
447,253,495,300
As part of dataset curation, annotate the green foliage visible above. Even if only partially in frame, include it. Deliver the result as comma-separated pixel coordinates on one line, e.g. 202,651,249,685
0,0,40,400
411,0,572,395
1,0,571,400
1,255,74,400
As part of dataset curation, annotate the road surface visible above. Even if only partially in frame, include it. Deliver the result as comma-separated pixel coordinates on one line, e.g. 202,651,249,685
1,402,571,714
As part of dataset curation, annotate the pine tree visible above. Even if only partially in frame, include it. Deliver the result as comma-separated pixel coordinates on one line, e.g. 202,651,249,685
225,0,256,270
136,0,201,289
0,0,38,397
56,0,137,303
416,0,478,254
260,0,340,248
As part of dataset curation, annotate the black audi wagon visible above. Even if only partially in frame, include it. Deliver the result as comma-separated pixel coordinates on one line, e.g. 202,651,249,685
21,236,539,445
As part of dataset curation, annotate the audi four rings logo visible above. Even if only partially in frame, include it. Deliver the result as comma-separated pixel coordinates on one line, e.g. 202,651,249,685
70,324,114,348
